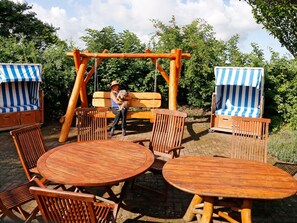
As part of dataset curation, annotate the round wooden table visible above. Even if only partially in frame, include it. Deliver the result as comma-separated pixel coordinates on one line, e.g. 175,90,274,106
37,140,154,187
163,156,297,223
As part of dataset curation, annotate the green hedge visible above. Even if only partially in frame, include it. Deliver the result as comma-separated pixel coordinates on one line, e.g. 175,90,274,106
268,130,297,163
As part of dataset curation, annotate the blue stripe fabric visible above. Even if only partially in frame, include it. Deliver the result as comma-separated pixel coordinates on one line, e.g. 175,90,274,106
215,85,261,118
0,63,41,114
0,82,40,113
8,83,14,107
29,82,40,106
0,64,42,83
214,66,263,118
0,105,39,113
215,67,263,88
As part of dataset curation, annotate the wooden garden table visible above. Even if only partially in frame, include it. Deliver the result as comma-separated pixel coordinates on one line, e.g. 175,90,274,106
162,156,297,223
37,140,154,202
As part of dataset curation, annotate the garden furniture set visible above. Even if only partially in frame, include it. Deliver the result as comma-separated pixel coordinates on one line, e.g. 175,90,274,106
1,108,296,222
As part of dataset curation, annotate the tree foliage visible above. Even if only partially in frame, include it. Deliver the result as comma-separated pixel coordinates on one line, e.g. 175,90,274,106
243,0,297,57
149,17,266,108
81,27,156,103
41,42,76,120
0,36,40,63
1,2,297,131
0,0,60,49
264,52,297,130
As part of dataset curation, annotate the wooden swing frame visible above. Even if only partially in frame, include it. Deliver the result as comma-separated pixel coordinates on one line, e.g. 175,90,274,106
59,48,190,142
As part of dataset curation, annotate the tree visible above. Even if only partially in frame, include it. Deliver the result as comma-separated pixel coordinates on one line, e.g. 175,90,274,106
0,0,59,49
0,36,40,63
265,52,297,130
150,17,234,108
243,0,297,57
41,42,76,120
81,27,151,97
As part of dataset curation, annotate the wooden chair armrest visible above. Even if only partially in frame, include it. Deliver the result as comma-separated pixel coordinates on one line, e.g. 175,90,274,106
166,146,184,158
30,176,47,188
132,139,150,146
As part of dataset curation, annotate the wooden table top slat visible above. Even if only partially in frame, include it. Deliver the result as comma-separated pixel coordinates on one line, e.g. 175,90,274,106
163,156,297,200
37,140,154,187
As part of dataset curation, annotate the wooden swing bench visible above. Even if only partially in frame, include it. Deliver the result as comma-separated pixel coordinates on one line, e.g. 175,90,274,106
92,91,162,119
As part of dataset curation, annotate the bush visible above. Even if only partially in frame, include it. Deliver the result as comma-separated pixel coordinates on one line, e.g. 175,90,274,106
268,130,297,163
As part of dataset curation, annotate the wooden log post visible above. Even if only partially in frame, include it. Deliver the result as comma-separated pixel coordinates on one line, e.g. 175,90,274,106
59,49,190,141
169,49,182,110
73,50,88,108
59,56,89,142
183,194,203,221
241,199,252,223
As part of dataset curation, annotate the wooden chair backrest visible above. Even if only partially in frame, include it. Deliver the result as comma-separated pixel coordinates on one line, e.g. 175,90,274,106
150,109,187,157
76,107,108,141
30,186,116,223
231,116,271,163
10,124,46,181
92,91,161,108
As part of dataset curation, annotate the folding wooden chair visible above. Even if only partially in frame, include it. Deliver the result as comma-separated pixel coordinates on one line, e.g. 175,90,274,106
133,109,187,197
231,116,271,163
10,124,66,190
30,186,118,223
10,124,47,182
0,177,41,223
76,107,108,141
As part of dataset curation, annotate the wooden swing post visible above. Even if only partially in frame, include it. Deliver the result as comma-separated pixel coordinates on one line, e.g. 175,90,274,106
59,56,89,142
169,49,182,110
77,50,89,107
59,49,190,142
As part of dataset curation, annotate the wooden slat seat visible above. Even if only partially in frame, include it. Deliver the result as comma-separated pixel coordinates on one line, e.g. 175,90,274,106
92,91,161,119
0,177,41,222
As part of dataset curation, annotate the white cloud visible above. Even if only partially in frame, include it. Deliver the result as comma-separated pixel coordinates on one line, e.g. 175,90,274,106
20,0,290,59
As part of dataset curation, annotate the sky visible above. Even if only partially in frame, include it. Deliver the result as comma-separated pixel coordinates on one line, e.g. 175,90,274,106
13,0,292,60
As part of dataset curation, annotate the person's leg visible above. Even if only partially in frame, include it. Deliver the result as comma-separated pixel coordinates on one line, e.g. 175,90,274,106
110,107,122,136
121,108,127,136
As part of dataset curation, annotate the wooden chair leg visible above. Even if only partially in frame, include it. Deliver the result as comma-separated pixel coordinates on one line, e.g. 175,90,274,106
24,207,40,223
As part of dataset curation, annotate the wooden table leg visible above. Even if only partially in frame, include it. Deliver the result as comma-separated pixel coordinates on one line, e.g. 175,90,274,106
241,199,252,223
183,194,203,222
200,196,214,223
105,186,119,202
118,181,128,206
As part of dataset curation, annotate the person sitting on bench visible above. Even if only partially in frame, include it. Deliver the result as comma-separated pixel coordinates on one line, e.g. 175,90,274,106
109,80,131,137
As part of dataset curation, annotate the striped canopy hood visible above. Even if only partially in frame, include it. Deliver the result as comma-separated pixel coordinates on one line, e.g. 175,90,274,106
215,66,263,89
0,63,42,83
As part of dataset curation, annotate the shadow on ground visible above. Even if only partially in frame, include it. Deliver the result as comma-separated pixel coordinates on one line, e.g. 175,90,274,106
0,118,297,223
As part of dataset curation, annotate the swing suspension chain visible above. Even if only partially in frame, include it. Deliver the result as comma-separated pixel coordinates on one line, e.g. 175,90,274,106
94,59,98,92
154,59,158,92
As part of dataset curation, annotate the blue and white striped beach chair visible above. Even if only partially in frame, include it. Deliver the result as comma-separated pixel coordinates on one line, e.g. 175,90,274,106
210,66,264,132
0,63,43,130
